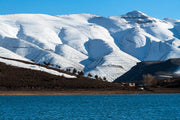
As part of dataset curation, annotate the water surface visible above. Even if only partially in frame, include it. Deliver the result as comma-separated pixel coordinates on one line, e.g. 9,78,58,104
0,94,179,120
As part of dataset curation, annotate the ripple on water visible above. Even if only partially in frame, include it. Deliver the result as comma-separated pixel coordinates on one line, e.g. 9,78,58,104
0,94,180,120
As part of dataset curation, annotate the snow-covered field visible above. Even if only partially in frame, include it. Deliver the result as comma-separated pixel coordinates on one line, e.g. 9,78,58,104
0,10,180,81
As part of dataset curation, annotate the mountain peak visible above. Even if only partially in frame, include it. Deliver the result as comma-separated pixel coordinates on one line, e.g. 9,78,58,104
122,10,148,19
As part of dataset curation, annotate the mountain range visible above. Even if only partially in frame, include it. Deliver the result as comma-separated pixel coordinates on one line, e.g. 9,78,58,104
0,10,180,82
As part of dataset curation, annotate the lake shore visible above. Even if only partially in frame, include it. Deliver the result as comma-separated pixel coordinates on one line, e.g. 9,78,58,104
0,88,180,95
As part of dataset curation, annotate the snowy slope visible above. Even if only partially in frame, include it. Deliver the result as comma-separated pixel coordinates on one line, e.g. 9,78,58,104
0,11,180,81
0,47,30,61
89,11,180,61
0,57,76,78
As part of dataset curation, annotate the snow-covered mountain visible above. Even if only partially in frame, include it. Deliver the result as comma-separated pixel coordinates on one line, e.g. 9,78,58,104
0,47,76,78
0,10,180,81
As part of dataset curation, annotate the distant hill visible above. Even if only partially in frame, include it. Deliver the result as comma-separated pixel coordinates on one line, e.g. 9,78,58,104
114,58,180,83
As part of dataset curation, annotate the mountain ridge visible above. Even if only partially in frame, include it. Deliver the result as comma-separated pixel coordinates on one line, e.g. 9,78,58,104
0,11,180,81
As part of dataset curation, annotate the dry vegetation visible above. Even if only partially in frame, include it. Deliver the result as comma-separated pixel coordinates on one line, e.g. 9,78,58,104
142,74,158,87
0,62,124,91
142,74,180,89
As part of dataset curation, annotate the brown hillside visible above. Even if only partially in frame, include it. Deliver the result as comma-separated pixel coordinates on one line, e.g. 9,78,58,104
0,62,122,90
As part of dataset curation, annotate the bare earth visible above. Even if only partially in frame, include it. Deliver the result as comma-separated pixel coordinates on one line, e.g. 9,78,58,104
0,88,180,95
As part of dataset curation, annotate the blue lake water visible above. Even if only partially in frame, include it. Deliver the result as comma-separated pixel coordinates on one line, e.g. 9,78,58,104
0,94,180,120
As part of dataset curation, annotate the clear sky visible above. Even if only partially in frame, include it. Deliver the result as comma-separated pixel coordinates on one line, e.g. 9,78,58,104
0,0,179,19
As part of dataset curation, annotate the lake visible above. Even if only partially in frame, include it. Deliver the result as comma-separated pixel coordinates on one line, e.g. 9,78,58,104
0,94,179,120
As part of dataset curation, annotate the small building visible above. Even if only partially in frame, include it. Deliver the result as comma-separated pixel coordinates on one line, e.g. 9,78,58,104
129,83,136,87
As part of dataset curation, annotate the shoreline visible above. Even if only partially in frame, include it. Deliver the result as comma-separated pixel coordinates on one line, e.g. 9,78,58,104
0,89,180,95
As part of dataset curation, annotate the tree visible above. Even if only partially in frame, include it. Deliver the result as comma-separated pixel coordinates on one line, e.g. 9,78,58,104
66,68,71,72
95,75,98,79
56,65,61,69
78,71,84,76
73,68,77,74
88,73,92,77
143,74,157,88
43,61,50,66
103,77,107,81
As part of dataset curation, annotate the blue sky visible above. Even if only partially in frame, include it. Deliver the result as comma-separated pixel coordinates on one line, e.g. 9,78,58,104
0,0,179,19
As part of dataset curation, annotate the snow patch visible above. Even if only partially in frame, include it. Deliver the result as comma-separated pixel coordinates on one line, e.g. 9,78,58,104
0,57,76,78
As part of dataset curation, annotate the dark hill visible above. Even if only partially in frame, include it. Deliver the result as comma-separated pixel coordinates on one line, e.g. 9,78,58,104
0,61,122,90
114,58,180,83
